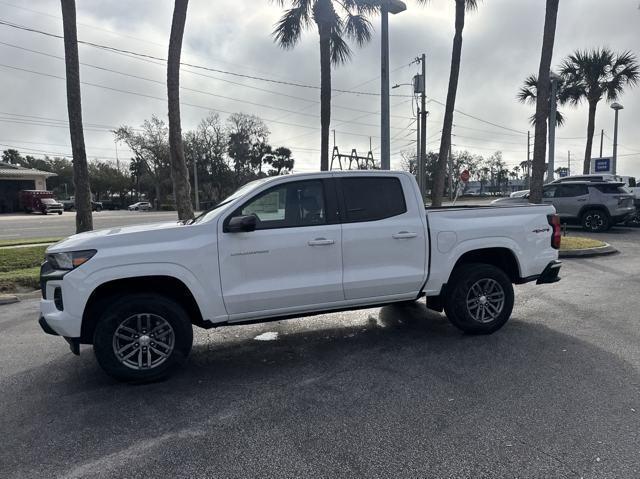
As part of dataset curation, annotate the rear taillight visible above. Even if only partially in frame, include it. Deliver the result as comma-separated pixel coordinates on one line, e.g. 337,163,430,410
548,214,561,249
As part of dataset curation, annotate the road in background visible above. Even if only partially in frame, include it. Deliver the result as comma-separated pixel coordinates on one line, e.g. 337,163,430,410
1,228,639,478
0,198,496,241
0,211,179,240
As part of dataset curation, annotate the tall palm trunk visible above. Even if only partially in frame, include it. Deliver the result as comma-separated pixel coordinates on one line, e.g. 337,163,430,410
167,0,194,220
318,23,331,172
60,0,92,233
431,0,465,207
529,0,559,204
583,99,597,174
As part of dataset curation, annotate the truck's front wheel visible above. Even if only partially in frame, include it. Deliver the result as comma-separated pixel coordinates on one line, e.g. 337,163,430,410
93,294,193,382
444,264,514,334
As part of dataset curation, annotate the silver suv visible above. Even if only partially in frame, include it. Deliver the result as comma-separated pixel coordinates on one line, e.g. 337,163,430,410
494,181,636,232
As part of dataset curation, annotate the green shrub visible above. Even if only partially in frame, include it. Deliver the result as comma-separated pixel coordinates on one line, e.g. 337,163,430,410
0,246,47,273
0,267,40,292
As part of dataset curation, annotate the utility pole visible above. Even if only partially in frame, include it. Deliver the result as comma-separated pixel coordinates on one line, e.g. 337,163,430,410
193,156,200,211
448,141,453,200
568,150,571,176
416,106,421,190
599,129,604,158
419,53,427,199
114,139,120,171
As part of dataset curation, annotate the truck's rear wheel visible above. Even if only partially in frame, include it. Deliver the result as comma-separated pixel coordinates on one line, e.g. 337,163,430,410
444,263,514,334
93,294,193,382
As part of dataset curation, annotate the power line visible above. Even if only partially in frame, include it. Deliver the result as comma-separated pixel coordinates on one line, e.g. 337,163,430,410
428,97,527,135
0,19,413,98
1,19,536,141
0,41,413,122
0,62,385,140
0,43,411,130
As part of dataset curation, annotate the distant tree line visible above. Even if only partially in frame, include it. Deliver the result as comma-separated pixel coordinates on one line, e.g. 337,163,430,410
402,149,529,197
2,112,295,210
115,112,295,209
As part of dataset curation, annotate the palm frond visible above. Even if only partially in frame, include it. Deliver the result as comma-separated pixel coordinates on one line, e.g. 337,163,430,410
465,0,480,12
344,13,373,46
272,2,312,49
559,47,639,104
330,25,352,65
516,74,538,105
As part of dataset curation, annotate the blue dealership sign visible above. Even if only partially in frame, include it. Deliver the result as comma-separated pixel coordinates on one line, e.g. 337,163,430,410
592,157,612,173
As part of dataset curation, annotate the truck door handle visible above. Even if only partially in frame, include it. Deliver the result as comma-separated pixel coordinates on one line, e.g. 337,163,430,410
308,238,335,246
577,198,587,202
392,231,417,239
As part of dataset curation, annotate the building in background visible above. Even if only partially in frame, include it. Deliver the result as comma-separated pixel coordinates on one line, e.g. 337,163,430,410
0,162,57,213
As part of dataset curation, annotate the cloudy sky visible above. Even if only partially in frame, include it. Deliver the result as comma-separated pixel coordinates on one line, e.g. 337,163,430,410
1,0,639,177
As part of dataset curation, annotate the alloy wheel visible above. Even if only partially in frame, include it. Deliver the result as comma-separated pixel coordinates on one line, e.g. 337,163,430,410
465,278,505,324
112,313,175,370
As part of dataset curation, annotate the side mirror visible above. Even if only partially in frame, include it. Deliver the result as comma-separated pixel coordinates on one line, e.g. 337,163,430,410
227,215,257,233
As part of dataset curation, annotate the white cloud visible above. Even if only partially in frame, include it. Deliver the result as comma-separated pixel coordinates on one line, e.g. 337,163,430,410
0,0,638,176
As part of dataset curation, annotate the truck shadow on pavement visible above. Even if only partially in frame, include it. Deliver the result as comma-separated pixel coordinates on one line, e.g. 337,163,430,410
3,302,640,478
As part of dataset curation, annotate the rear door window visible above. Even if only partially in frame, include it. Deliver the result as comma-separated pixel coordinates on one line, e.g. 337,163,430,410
593,184,630,194
542,186,556,199
555,184,588,197
341,177,406,223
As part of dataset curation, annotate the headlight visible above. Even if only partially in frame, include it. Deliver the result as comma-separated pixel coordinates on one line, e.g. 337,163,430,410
47,250,97,270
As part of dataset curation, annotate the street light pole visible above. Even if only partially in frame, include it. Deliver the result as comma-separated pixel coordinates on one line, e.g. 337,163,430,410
611,102,623,175
419,53,427,199
193,156,200,211
379,0,406,170
547,71,560,182
380,1,390,170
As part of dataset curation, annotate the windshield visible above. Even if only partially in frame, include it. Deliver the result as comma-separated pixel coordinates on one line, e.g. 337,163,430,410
189,178,271,224
41,198,57,204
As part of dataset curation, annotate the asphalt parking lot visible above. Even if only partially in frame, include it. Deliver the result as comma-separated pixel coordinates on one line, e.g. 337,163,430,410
1,227,639,478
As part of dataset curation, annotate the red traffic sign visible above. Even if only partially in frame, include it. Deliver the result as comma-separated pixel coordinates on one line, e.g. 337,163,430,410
460,169,470,183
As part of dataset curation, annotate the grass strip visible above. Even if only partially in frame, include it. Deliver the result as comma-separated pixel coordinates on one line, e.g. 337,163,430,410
560,236,606,251
0,238,61,247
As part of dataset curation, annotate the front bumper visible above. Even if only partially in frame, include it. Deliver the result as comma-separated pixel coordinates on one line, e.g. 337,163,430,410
39,260,83,338
38,316,80,355
536,260,562,284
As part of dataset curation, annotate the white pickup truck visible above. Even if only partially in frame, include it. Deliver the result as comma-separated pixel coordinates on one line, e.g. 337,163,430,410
39,171,562,381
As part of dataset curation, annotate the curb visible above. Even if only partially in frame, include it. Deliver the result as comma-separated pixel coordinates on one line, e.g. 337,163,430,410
559,243,618,258
0,295,19,305
0,290,40,305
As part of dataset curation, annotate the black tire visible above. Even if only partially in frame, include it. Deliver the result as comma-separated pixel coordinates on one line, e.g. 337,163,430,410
41,210,47,215
444,263,514,334
57,211,63,215
581,208,610,232
93,293,193,382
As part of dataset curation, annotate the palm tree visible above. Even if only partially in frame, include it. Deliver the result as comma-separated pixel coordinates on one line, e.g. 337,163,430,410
517,73,567,127
421,0,478,207
559,48,639,174
60,0,92,233
167,0,194,220
529,0,559,204
273,0,376,171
